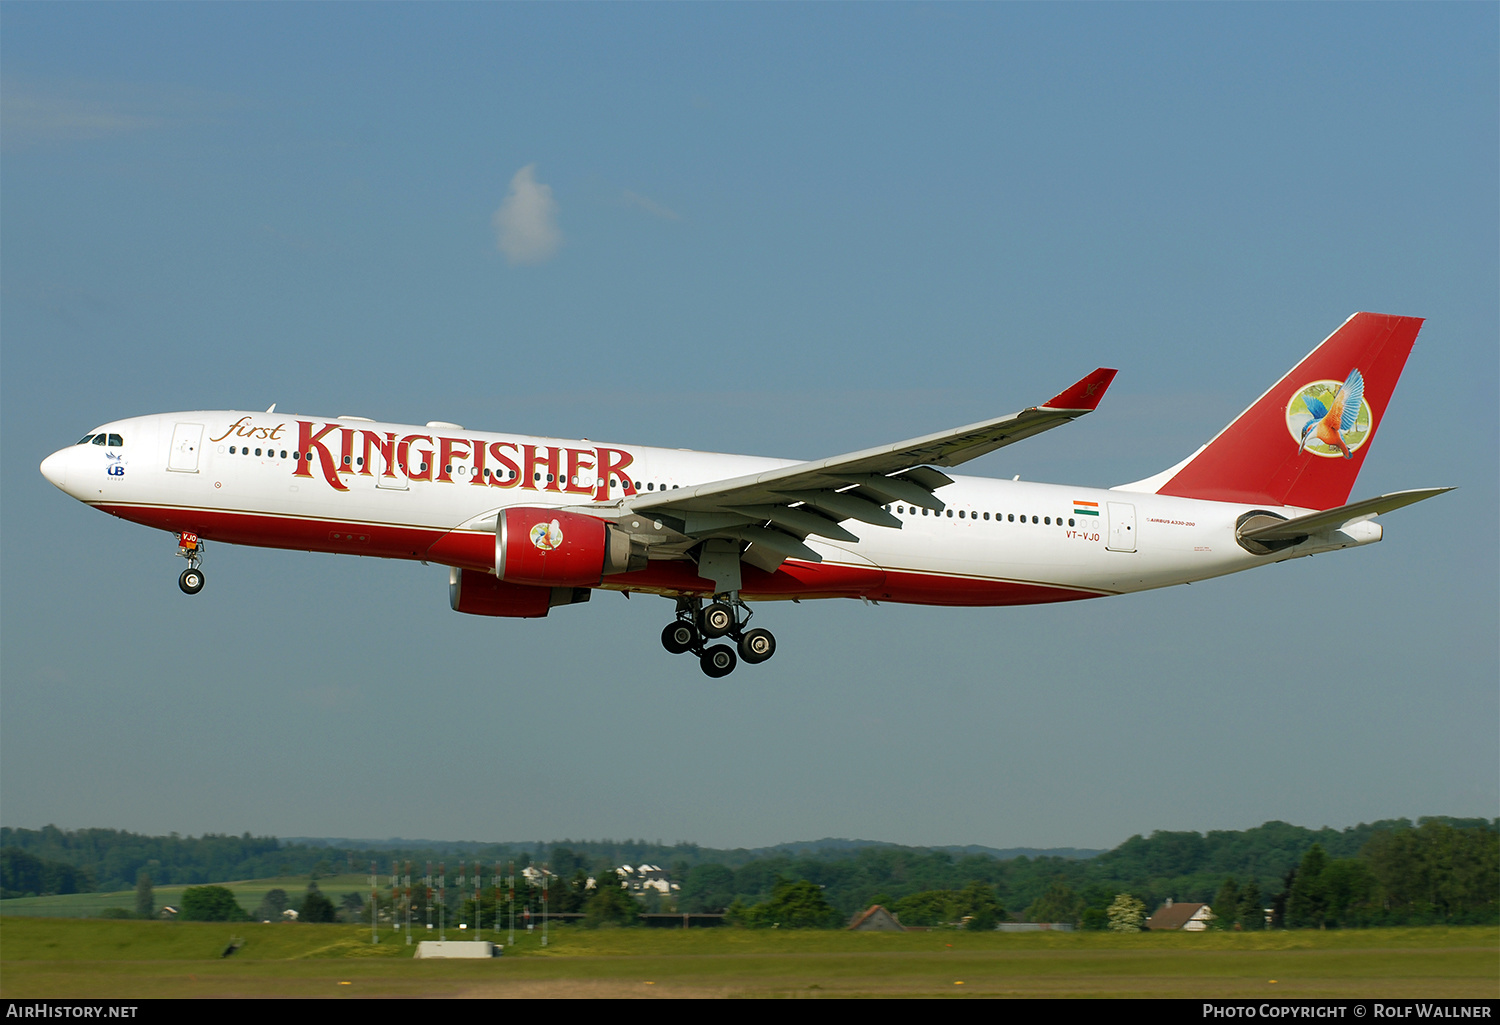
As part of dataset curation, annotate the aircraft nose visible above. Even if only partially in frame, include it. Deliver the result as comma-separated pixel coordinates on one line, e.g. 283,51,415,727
40,448,69,490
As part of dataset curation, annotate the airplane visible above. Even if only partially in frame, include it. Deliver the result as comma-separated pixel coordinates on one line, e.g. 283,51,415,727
39,312,1449,677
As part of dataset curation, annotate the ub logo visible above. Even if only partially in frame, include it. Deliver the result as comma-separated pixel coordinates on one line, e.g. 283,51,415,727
105,451,126,477
529,519,564,551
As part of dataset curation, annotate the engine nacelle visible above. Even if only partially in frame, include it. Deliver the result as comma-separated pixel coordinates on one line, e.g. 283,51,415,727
449,568,591,618
496,507,634,587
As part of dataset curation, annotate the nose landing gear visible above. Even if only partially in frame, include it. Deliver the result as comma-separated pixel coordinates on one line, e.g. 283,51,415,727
660,595,776,676
176,532,205,595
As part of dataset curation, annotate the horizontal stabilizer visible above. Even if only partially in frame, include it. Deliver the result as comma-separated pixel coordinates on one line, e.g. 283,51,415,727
1239,487,1453,542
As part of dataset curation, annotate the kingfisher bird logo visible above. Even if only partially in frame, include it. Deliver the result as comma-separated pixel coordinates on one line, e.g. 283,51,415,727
105,451,126,477
1285,369,1373,459
529,519,564,551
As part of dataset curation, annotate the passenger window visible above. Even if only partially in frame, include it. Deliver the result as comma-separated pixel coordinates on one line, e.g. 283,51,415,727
922,508,929,516
1045,516,1051,525
1068,518,1075,527
983,512,990,520
256,448,263,456
958,510,965,519
230,446,237,454
1032,516,1038,523
647,482,654,490
281,450,287,459
1007,514,1014,522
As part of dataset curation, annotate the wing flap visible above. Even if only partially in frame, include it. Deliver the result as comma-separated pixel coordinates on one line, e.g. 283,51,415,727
611,368,1116,580
727,504,860,543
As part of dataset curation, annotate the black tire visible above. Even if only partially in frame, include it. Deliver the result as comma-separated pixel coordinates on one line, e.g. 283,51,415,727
178,568,205,595
699,644,737,678
699,602,735,638
661,620,699,655
738,628,776,664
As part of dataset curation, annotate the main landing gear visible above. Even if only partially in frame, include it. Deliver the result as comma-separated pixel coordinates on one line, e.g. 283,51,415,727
660,596,776,678
176,532,205,595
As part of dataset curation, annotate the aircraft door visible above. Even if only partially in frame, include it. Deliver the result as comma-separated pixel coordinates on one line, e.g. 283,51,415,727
1106,502,1136,552
167,423,204,473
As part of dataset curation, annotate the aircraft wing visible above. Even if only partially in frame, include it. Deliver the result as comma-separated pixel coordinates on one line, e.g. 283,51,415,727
605,368,1117,567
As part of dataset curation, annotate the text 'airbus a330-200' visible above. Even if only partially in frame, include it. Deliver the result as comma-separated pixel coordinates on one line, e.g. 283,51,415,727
41,313,1449,677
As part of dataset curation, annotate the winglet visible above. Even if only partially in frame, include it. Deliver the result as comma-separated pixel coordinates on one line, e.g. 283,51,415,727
1042,368,1118,411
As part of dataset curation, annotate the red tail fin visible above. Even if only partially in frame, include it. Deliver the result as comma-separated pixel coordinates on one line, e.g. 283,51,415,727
1153,312,1423,510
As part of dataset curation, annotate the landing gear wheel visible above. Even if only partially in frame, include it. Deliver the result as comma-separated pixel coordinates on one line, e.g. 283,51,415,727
699,602,735,639
699,644,737,678
661,620,700,655
738,628,776,665
178,568,205,595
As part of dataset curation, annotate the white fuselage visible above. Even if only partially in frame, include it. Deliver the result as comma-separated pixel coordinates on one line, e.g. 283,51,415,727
41,410,1380,608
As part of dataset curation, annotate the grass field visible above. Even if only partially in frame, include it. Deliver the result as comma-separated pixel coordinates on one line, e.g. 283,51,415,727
2,918,1495,998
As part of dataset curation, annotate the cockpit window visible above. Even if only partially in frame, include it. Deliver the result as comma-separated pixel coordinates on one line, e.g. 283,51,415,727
92,435,107,446
77,435,96,445
108,434,123,447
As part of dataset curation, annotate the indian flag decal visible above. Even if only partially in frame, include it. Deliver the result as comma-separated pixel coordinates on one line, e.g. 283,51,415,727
1073,500,1099,516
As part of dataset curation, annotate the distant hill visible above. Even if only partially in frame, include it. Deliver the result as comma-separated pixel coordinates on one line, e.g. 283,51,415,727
283,835,1104,863
5,818,1492,910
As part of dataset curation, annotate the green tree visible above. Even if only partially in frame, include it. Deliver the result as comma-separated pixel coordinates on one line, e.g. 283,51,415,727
1239,878,1265,931
1026,881,1084,925
299,884,337,923
254,888,290,922
679,863,736,913
891,889,958,927
742,878,839,929
1363,820,1500,924
584,878,638,928
1212,877,1241,929
180,885,249,922
1320,858,1378,926
1286,844,1328,928
135,870,154,919
956,879,1005,931
1107,893,1146,932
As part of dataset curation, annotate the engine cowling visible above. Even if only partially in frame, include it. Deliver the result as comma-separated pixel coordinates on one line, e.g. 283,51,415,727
448,568,591,618
497,507,633,587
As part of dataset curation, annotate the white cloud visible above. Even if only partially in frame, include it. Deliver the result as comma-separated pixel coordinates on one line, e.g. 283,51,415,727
0,78,225,147
622,189,680,221
492,164,562,265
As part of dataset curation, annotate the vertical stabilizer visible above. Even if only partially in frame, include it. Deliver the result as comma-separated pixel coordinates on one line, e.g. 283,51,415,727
1152,312,1423,510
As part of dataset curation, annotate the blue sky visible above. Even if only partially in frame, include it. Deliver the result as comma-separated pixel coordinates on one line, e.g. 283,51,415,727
3,3,1495,851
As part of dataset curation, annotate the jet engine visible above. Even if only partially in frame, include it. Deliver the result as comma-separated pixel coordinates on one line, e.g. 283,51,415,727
449,567,590,618
497,507,641,587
